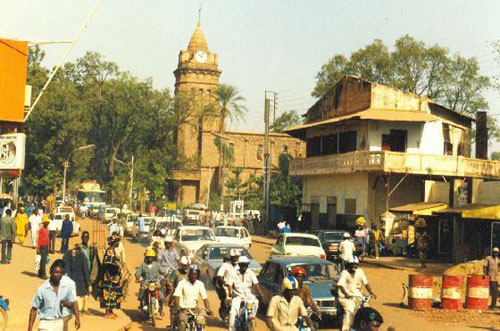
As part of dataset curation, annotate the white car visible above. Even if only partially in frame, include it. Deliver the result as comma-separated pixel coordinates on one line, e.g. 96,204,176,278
125,213,139,236
131,216,154,240
104,207,120,222
54,206,76,221
152,218,183,242
183,209,201,225
214,226,252,250
270,233,326,259
173,226,217,257
53,213,80,236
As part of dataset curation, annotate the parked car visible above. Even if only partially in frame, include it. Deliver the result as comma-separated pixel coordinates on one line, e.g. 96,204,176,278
270,233,326,259
53,213,80,236
258,256,339,320
194,243,261,283
183,209,201,225
214,226,252,250
173,226,216,257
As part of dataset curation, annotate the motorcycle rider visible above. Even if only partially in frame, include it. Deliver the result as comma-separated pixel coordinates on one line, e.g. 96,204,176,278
216,248,240,318
337,257,376,331
166,255,191,327
227,255,263,331
339,232,356,270
174,264,213,331
266,276,314,331
215,253,231,318
291,267,322,320
135,248,169,318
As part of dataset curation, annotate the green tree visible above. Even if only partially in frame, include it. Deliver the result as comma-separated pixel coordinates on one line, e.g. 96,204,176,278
271,110,302,133
491,151,500,160
215,84,248,194
313,35,495,140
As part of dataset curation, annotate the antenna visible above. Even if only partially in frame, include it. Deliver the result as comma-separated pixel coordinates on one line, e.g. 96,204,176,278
198,3,202,24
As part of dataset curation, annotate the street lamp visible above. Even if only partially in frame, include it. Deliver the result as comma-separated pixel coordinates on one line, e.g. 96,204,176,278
113,156,134,209
62,144,95,203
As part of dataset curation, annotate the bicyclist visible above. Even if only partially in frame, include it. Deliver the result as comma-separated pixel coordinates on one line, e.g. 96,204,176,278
135,249,169,317
266,276,314,331
166,255,191,327
227,256,263,331
291,266,322,320
174,264,213,331
337,257,376,331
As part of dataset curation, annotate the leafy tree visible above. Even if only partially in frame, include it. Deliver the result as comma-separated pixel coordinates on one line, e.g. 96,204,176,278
214,84,248,194
313,35,495,140
271,110,302,133
491,151,500,160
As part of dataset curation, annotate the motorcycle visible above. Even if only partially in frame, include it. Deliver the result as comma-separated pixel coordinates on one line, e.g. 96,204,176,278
235,300,257,331
0,295,9,331
186,308,207,331
337,294,372,330
140,279,162,327
296,307,321,331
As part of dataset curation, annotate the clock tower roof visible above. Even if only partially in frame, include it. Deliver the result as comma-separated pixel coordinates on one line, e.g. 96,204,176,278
187,22,209,52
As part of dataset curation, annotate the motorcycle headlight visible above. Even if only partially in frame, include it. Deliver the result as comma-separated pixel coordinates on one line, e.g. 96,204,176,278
148,284,157,291
247,302,254,309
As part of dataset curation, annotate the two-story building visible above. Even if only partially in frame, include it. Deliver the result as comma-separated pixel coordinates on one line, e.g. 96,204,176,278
285,76,500,235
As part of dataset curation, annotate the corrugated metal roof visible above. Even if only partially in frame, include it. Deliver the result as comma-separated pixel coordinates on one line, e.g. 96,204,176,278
284,109,439,134
434,204,500,220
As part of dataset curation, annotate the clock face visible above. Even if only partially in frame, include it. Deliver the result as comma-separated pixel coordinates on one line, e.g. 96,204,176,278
195,51,207,63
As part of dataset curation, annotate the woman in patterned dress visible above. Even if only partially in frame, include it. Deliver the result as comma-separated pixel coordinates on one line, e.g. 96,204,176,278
98,238,124,319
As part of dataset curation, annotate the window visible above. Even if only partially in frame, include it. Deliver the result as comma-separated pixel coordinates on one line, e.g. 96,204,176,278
322,134,338,155
260,262,277,282
345,198,356,214
285,236,321,247
382,129,407,152
339,131,357,153
275,264,284,284
282,145,288,154
306,137,321,157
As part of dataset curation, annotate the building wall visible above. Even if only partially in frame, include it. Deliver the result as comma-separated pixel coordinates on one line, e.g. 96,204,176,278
476,181,500,204
425,181,450,203
370,84,430,112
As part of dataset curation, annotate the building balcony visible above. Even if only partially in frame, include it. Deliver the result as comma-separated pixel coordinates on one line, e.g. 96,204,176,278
289,151,500,179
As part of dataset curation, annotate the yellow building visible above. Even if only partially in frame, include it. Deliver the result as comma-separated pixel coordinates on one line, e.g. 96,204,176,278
169,22,304,206
286,76,500,231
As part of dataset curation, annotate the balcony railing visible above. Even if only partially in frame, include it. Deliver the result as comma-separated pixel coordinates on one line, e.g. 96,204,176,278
289,151,500,179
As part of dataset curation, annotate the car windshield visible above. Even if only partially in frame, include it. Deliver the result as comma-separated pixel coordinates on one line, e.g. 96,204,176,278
180,229,215,241
55,215,63,220
285,236,320,247
59,207,73,213
287,263,337,282
215,228,239,237
209,247,251,260
188,211,199,215
324,232,344,241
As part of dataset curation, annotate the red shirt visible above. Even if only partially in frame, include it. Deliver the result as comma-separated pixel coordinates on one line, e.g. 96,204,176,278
37,227,49,248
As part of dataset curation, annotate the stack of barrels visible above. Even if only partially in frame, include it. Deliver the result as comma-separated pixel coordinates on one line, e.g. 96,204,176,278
408,274,490,310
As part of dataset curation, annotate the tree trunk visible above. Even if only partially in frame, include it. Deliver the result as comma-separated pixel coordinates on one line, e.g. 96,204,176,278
52,169,60,209
218,112,225,198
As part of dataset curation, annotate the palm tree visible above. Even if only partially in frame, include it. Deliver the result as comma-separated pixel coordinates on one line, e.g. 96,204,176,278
215,84,247,196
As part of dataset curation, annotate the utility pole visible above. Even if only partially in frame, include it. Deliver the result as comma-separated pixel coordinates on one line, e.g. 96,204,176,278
130,155,134,209
263,91,277,233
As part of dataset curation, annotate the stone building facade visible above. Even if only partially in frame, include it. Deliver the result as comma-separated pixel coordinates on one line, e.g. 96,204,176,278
169,22,305,206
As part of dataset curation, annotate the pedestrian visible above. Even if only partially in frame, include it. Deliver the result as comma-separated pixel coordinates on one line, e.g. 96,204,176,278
339,232,356,270
372,225,381,259
0,209,16,264
28,259,81,331
415,219,431,269
64,231,100,315
60,214,73,254
96,239,124,319
110,232,126,263
14,206,29,245
277,219,286,233
37,217,51,279
29,209,41,249
483,247,500,310
266,276,313,330
48,213,57,253
355,224,366,256
352,307,384,331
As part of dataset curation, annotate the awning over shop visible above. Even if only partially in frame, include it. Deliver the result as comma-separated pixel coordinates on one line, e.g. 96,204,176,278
434,203,500,220
390,202,448,216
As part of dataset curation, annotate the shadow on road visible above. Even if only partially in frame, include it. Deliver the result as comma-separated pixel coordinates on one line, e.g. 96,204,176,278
382,302,409,310
21,270,39,278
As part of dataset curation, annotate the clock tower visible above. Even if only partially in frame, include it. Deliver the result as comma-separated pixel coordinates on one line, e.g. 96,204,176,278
172,21,222,205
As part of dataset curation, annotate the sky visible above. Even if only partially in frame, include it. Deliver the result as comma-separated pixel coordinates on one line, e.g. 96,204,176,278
2,0,500,149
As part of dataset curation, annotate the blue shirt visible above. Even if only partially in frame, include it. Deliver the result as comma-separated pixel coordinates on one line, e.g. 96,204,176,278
158,248,179,272
31,276,76,320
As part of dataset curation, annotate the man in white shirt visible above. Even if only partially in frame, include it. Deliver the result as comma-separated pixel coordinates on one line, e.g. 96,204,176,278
108,218,124,238
29,209,41,248
337,258,376,331
339,232,356,270
227,256,263,331
215,249,240,317
47,213,58,253
174,265,212,331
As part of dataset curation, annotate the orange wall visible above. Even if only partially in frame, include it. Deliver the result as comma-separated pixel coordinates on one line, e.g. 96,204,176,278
0,39,28,123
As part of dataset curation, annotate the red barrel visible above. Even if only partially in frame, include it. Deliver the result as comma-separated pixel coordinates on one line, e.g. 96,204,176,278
441,275,464,310
465,275,490,310
409,274,433,310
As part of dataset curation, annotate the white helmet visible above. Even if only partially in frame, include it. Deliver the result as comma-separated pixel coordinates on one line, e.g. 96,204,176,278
229,248,240,257
180,256,191,266
238,256,250,264
343,232,351,239
160,229,167,236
